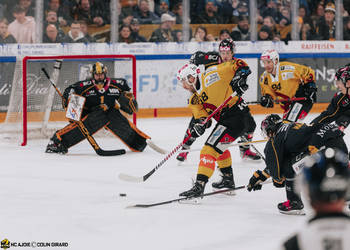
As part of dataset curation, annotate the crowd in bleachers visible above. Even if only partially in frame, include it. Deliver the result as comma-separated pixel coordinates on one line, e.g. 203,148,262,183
0,0,350,44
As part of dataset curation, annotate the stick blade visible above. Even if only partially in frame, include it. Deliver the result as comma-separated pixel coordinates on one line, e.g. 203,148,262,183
118,173,144,183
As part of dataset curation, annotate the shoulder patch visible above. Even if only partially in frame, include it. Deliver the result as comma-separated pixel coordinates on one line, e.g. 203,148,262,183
280,65,295,71
264,77,268,85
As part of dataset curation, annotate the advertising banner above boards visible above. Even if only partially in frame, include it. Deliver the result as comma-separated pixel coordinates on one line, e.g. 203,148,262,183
1,41,350,56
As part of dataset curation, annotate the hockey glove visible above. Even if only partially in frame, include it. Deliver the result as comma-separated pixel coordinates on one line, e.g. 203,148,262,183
273,178,285,188
260,95,274,108
189,123,206,138
230,77,248,96
118,92,138,115
247,170,270,192
304,82,317,103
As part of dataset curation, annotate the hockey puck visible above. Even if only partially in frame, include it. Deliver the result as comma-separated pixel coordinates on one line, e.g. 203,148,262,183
119,193,127,197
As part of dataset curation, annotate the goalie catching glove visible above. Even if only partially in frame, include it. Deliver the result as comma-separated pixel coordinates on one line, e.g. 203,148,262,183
118,92,138,115
247,170,270,191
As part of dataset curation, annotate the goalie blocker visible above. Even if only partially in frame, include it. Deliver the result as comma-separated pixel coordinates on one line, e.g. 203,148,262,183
46,61,149,154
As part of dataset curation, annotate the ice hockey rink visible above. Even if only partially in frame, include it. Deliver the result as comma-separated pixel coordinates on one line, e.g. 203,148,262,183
1,113,349,250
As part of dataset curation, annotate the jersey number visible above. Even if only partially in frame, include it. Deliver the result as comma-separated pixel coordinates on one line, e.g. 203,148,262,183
200,92,208,103
271,82,281,91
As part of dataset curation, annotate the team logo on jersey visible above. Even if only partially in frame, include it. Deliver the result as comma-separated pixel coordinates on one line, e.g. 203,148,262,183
205,72,220,87
264,77,268,85
280,65,295,71
109,88,120,94
341,97,350,106
282,72,294,80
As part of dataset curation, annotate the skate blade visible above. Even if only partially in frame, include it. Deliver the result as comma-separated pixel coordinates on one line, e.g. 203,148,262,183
279,209,306,216
178,197,202,205
241,158,262,163
212,188,236,196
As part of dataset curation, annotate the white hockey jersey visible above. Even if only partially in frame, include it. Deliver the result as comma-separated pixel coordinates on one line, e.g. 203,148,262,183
280,213,350,250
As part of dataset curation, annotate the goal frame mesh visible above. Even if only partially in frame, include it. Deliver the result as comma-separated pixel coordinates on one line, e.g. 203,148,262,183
21,54,137,146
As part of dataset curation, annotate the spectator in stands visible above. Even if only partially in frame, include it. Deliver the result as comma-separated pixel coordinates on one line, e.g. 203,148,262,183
133,0,160,24
299,4,314,31
79,19,96,42
258,25,273,41
44,10,65,38
263,15,280,41
219,29,231,41
0,3,5,19
230,15,250,41
149,13,175,42
155,0,174,18
278,6,291,28
173,29,183,42
71,0,107,26
231,1,249,23
0,18,17,43
260,0,279,23
46,0,72,27
315,2,336,40
43,23,63,43
18,0,35,18
129,18,147,42
343,17,350,40
118,24,134,43
173,2,188,24
300,22,314,40
62,21,89,43
312,2,325,28
8,5,36,43
190,25,215,42
193,0,223,24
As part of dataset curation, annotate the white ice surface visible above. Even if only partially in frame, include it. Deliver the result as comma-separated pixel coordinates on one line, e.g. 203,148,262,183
0,114,349,250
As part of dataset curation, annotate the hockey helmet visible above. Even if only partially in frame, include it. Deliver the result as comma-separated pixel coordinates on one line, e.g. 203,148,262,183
177,63,200,89
219,38,236,54
261,114,282,137
336,66,350,84
91,62,107,77
260,49,279,69
301,147,350,203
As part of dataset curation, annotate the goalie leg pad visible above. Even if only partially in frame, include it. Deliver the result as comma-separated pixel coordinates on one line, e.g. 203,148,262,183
105,109,149,152
56,109,109,148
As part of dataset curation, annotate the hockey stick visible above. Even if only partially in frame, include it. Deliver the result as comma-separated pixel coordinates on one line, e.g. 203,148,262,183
177,139,268,153
246,97,307,105
239,136,266,162
146,139,167,154
41,67,126,156
126,185,246,208
119,92,237,183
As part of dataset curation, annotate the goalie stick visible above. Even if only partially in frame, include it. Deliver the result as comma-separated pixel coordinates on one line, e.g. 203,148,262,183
41,67,126,156
119,92,238,183
126,185,246,208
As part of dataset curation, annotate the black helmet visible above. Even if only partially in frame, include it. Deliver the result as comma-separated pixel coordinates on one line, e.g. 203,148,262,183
219,38,235,54
261,114,282,137
302,148,350,203
91,62,107,77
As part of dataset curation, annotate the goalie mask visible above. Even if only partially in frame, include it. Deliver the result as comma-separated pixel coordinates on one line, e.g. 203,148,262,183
301,147,350,203
177,63,200,92
91,62,107,85
261,114,282,138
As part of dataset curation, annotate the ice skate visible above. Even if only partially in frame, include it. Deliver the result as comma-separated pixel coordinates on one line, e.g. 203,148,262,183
278,200,305,215
240,148,261,161
176,151,189,162
212,174,236,195
179,181,205,198
45,137,68,154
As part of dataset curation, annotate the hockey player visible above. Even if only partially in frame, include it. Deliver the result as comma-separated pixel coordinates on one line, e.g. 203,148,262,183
281,148,350,250
247,114,348,215
176,39,260,163
176,58,253,197
259,49,317,122
45,62,149,154
311,65,350,132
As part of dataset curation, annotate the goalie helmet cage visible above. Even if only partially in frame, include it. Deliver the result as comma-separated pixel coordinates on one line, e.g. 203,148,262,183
3,54,137,146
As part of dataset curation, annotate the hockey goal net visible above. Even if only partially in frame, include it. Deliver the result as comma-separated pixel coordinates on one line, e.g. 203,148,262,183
0,55,136,146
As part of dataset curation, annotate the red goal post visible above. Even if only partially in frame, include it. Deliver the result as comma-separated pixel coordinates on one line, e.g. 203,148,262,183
6,54,137,146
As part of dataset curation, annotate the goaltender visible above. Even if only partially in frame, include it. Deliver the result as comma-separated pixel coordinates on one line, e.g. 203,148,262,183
45,62,149,154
